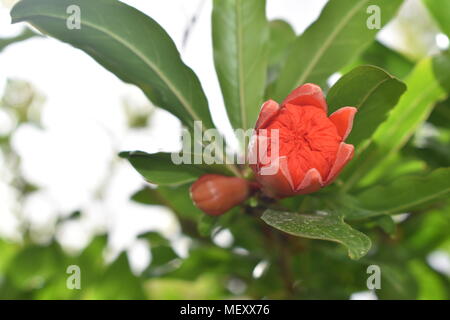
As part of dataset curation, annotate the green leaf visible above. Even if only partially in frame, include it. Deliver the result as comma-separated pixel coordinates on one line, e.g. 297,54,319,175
429,97,450,128
198,214,219,237
120,151,208,186
138,232,178,273
376,215,397,235
6,243,65,289
327,65,406,146
409,260,447,300
11,0,215,132
357,168,450,215
131,187,162,206
343,54,450,190
266,20,297,92
131,184,203,220
212,0,269,132
267,20,296,69
261,210,371,259
87,253,146,299
342,41,414,79
272,0,403,101
423,0,450,37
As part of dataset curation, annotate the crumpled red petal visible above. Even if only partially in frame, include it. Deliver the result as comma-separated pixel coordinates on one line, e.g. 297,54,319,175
295,168,324,195
255,99,280,129
281,83,327,113
329,107,357,140
257,156,294,198
324,143,354,185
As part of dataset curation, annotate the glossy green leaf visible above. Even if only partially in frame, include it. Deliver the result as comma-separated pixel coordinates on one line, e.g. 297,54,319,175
131,184,202,220
11,0,214,132
212,0,269,132
272,0,403,101
357,168,450,215
423,0,450,37
120,151,207,186
343,55,450,190
327,65,407,146
261,210,371,259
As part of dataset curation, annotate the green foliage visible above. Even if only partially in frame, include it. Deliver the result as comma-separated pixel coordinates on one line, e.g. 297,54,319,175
272,0,404,100
357,168,450,215
343,54,450,191
0,235,146,299
327,65,407,146
212,0,269,132
262,210,371,260
119,151,207,186
343,41,415,79
6,0,450,300
266,19,297,90
422,0,450,37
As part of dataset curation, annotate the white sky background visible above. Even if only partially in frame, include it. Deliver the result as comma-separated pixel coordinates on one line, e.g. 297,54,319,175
0,0,449,283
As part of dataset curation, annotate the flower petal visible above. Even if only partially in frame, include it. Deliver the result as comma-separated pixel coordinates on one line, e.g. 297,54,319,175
295,168,324,195
282,83,327,113
247,133,269,171
324,143,354,185
255,99,280,129
257,156,294,198
329,107,357,140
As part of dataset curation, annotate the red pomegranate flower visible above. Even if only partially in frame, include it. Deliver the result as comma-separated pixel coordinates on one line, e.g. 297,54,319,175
248,83,357,198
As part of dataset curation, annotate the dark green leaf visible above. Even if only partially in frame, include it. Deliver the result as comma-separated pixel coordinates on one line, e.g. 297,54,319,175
120,151,205,186
266,19,297,92
272,0,403,101
342,41,414,79
327,65,406,146
357,168,450,215
212,0,269,132
261,210,371,259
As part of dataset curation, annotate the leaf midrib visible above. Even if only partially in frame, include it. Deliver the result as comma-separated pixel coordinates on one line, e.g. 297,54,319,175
294,0,369,87
235,0,247,130
382,184,450,215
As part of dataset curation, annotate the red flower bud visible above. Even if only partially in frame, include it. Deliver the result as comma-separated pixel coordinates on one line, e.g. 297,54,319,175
190,174,251,216
248,83,357,198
